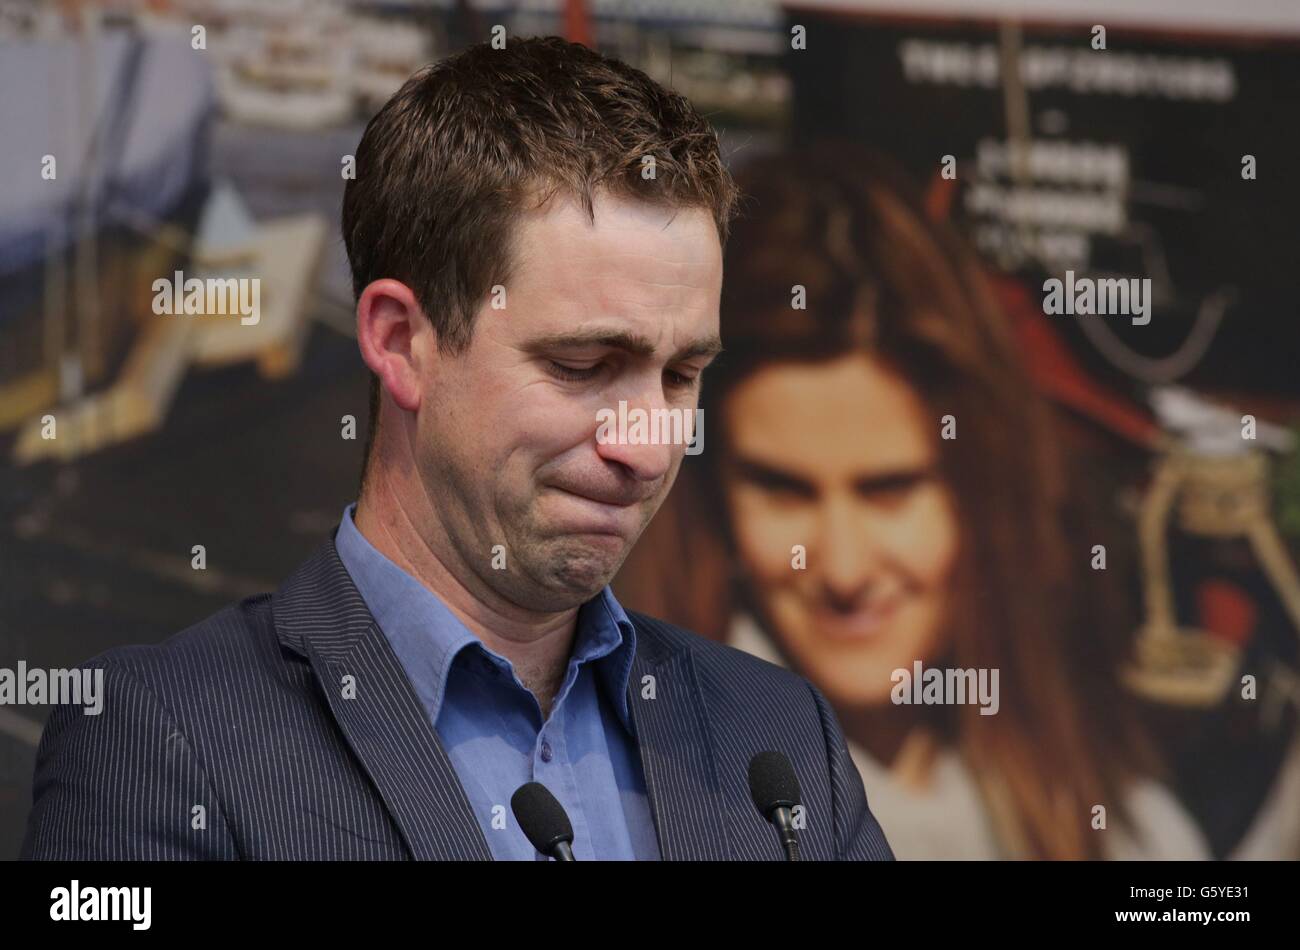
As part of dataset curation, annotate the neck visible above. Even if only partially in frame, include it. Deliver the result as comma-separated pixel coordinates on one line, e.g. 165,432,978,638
354,457,577,717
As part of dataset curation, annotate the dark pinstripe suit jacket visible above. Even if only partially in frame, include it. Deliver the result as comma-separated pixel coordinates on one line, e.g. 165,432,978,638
22,536,894,860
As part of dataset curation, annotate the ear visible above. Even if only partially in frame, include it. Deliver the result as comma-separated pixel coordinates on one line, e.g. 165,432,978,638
356,279,427,413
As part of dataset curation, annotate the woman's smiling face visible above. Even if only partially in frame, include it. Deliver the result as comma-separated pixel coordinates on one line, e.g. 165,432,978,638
719,352,961,710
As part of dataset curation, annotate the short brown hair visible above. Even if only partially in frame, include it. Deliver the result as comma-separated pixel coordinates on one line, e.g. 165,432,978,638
342,35,740,488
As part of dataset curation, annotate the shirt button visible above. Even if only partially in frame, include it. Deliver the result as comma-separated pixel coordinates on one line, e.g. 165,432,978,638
539,740,553,763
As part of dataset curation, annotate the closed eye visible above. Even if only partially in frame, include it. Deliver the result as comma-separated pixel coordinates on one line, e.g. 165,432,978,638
732,459,818,499
546,360,602,382
855,471,932,499
546,360,699,390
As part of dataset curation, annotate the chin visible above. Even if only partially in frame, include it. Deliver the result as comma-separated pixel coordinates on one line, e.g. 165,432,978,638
776,628,919,702
544,543,625,596
822,679,897,711
795,658,897,709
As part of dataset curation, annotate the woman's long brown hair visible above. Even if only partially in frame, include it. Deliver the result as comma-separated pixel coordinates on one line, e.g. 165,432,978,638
614,141,1158,859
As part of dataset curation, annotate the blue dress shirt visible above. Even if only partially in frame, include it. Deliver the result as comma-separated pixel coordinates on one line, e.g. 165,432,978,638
334,504,660,861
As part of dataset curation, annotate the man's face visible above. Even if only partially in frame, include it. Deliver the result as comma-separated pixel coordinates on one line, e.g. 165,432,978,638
417,191,723,612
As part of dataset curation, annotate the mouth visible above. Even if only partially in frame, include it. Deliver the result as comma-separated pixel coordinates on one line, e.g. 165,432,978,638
812,598,904,642
546,486,644,537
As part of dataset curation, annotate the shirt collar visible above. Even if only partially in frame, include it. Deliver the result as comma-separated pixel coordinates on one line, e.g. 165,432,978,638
579,584,638,730
334,503,638,731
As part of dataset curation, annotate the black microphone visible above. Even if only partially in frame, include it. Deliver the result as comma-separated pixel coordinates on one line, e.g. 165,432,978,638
511,781,576,862
747,751,803,862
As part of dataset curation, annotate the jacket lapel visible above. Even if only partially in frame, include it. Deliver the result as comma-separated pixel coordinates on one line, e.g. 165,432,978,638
626,613,734,860
273,538,491,860
274,539,735,861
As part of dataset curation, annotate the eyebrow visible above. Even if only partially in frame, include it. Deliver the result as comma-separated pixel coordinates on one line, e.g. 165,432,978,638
731,455,937,495
521,329,724,365
731,457,817,495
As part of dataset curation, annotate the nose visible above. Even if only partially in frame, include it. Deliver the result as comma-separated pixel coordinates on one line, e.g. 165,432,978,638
593,390,678,484
814,491,879,606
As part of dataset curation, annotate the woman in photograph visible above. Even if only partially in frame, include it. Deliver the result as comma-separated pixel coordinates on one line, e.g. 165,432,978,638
616,143,1209,859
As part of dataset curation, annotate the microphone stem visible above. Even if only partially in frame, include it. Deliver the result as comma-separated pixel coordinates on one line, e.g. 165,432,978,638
551,841,576,862
773,808,801,862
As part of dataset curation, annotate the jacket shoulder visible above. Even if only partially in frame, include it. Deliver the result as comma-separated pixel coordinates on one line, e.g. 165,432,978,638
21,599,270,859
626,609,822,712
78,593,279,700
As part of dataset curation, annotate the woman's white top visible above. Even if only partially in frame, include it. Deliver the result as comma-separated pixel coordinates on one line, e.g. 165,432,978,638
726,612,1216,859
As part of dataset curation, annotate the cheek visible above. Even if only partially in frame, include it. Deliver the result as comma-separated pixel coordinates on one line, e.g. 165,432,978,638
487,387,603,468
724,484,812,583
893,485,961,589
525,403,598,454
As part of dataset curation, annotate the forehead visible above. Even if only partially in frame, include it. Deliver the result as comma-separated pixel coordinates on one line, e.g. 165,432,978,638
505,190,722,328
723,353,938,477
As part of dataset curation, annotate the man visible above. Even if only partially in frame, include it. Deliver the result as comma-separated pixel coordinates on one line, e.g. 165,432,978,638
23,36,893,861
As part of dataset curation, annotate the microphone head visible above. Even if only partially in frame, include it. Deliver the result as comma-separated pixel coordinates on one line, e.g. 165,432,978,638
511,782,574,856
747,750,802,818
